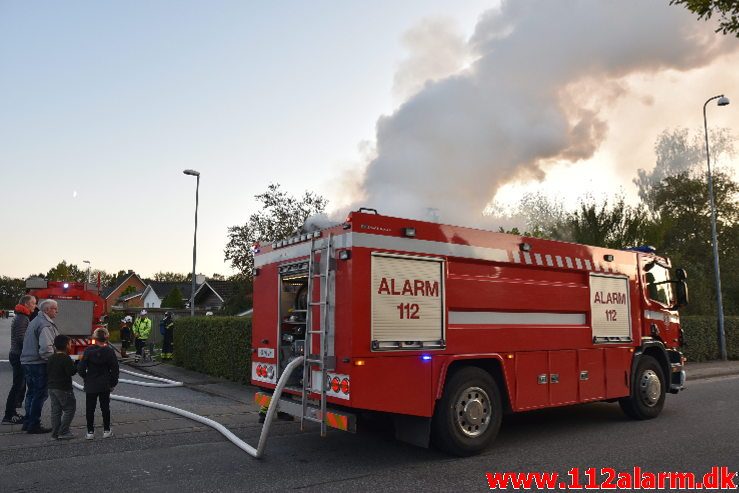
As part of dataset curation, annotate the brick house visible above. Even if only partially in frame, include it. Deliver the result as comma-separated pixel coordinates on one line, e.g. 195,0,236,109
102,270,147,313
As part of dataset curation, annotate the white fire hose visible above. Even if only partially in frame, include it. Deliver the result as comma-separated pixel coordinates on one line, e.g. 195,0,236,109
72,356,304,458
117,368,183,388
2,356,304,458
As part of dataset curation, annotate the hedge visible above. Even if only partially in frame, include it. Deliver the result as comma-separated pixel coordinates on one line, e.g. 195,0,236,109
166,315,735,384
172,316,252,383
681,316,739,362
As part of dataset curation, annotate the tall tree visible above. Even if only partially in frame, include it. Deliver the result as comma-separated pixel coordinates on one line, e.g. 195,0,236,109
634,127,734,208
0,276,26,308
670,0,739,36
161,286,186,309
224,183,327,278
153,271,188,282
565,195,652,249
46,261,86,283
649,171,739,314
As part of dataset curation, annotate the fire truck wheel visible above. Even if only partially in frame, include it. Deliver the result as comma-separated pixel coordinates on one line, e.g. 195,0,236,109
619,355,666,420
431,366,502,456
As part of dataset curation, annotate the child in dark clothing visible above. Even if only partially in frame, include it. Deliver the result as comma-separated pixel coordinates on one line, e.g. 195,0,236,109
47,334,77,439
78,327,119,440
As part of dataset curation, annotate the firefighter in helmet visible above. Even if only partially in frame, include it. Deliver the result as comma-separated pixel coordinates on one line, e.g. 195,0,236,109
160,311,175,360
119,315,133,359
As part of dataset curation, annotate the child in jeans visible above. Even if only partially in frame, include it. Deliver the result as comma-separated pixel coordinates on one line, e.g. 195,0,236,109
47,334,77,439
78,328,119,439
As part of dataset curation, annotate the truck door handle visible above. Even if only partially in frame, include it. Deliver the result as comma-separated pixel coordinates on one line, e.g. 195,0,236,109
580,371,589,381
550,374,559,384
538,374,548,384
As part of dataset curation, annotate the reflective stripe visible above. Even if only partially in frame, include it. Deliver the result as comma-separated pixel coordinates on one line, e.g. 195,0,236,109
449,311,586,325
254,393,271,408
255,231,627,276
326,412,348,431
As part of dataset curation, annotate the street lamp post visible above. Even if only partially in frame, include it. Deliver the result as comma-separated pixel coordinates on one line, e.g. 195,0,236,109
183,169,201,317
702,94,730,361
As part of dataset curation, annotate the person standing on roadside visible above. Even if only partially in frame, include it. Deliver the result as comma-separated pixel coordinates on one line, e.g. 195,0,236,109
2,294,37,425
47,334,77,440
78,328,119,439
119,315,133,359
132,309,151,359
160,311,175,360
20,299,60,434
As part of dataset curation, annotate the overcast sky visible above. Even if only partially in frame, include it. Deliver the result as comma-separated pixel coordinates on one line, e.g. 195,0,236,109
1,1,737,279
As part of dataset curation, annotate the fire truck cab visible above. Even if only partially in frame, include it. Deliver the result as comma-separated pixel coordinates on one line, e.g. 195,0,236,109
251,211,687,456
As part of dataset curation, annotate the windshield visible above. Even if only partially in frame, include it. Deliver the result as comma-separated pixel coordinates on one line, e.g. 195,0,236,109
644,262,674,306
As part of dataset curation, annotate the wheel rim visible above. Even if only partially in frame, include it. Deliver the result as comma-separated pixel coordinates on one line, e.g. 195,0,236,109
639,369,661,407
454,386,491,438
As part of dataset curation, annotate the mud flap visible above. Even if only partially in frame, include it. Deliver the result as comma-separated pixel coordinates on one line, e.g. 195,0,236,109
393,414,431,448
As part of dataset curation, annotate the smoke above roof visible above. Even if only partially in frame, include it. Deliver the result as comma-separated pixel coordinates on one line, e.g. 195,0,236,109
351,0,736,226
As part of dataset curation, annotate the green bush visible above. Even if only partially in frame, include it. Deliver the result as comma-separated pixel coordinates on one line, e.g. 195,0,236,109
681,316,739,362
173,316,252,383
105,312,124,343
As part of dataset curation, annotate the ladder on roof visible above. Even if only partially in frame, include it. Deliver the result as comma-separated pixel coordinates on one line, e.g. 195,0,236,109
301,233,335,436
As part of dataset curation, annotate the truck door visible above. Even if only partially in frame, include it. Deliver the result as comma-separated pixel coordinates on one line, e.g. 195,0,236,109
515,351,549,409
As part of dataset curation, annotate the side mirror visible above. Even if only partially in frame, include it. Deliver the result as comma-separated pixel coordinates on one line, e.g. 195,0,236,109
675,268,687,281
673,281,689,309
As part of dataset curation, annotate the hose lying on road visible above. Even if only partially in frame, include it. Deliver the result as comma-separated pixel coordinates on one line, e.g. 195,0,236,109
117,368,182,388
69,356,305,459
120,368,179,383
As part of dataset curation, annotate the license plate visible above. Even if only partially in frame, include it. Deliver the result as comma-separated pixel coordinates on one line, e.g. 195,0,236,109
257,347,275,358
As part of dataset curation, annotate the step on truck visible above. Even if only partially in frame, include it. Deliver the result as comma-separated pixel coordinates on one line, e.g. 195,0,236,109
251,209,688,456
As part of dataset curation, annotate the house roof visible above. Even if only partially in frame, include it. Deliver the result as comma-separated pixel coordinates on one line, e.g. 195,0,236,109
103,271,146,299
205,280,239,301
144,279,236,305
147,281,193,300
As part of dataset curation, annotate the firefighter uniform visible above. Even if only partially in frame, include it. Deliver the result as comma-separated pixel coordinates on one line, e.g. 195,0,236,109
132,311,152,358
161,313,175,360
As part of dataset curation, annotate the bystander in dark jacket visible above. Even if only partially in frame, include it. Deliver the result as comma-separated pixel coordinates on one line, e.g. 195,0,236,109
3,295,37,425
47,335,77,439
78,328,119,439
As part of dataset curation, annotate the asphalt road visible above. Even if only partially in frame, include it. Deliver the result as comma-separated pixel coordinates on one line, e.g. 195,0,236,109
1,317,738,492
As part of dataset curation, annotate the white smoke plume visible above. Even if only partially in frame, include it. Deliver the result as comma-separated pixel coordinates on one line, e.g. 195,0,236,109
350,0,736,226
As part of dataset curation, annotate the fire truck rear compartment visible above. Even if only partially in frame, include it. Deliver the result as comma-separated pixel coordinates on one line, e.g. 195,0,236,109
278,266,309,387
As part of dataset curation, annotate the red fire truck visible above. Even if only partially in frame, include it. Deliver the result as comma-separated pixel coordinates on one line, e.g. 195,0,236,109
26,277,107,356
251,210,688,455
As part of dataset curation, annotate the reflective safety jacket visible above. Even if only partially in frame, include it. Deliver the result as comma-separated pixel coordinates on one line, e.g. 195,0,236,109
133,317,152,340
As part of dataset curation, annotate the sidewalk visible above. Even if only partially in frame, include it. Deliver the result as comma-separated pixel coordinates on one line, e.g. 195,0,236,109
684,359,739,381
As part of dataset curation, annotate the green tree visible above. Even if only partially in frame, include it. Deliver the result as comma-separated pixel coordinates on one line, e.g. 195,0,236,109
46,261,86,283
565,195,652,249
161,286,186,309
670,0,739,36
224,183,328,277
222,281,253,315
120,285,137,297
0,276,26,308
648,171,739,315
153,271,188,282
